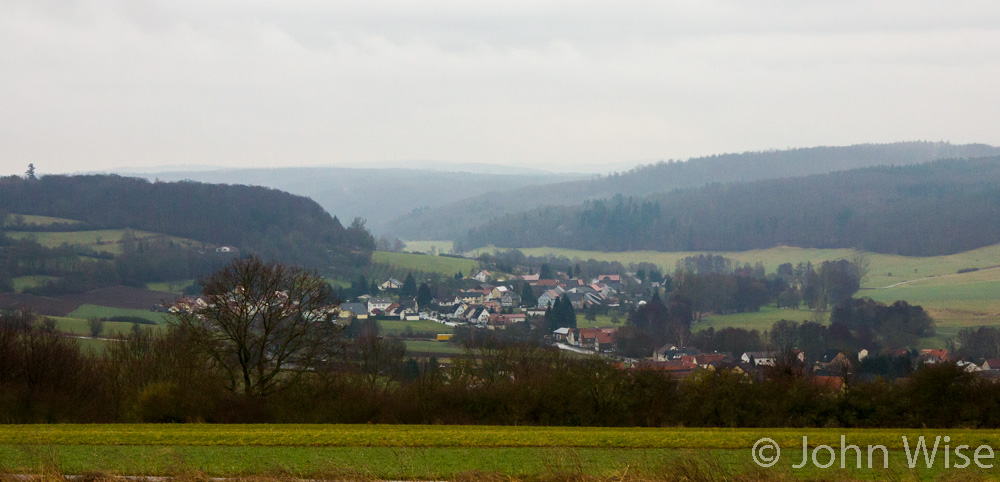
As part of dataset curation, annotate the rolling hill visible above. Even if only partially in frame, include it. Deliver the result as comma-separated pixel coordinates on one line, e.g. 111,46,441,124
0,174,374,271
457,157,1000,257
393,142,1000,240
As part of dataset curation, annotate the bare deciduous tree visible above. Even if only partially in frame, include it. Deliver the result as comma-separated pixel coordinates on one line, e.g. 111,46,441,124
850,251,872,285
171,255,340,398
88,317,104,338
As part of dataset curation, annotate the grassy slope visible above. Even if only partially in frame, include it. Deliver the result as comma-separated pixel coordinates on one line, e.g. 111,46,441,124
66,305,172,324
1,425,996,479
51,316,164,337
6,229,202,254
11,275,60,292
6,213,82,226
146,280,196,295
373,251,477,277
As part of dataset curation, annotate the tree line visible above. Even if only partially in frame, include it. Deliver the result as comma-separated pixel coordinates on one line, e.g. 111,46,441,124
1,307,995,428
457,158,1000,256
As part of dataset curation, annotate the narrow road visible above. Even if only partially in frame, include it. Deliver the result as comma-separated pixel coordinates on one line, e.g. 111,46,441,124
875,266,1000,289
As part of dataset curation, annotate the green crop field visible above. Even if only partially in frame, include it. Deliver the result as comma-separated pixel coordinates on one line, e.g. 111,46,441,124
66,304,172,325
146,279,196,295
1,425,998,480
50,316,163,337
11,275,59,293
378,319,454,336
404,340,466,355
403,240,455,255
576,314,626,329
373,251,478,277
6,229,202,254
698,306,828,333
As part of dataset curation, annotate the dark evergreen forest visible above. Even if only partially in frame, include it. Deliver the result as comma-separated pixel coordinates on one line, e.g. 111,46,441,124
458,157,1000,256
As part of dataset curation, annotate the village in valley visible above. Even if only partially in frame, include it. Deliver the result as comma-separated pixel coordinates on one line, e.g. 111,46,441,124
319,263,989,385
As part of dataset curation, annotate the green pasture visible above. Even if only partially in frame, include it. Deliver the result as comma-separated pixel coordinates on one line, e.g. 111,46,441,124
50,316,163,337
863,267,1000,329
403,240,455,255
698,306,827,333
404,340,465,355
576,314,625,329
378,319,454,336
1,425,998,479
373,251,477,277
5,213,82,227
66,304,172,325
11,275,59,292
6,229,202,254
146,280,196,295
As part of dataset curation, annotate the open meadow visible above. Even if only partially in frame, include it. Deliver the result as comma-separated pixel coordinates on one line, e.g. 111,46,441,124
372,251,478,277
5,229,203,255
5,214,83,227
0,425,997,480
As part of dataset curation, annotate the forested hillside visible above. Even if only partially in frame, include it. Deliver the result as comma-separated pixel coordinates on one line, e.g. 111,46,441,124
0,174,374,271
458,157,1000,256
396,142,1000,240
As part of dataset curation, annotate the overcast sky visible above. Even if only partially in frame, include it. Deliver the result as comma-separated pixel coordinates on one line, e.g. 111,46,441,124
3,0,999,175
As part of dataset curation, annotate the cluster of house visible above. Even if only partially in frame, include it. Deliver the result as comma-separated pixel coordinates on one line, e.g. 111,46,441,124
337,270,627,328
552,327,617,353
631,345,1000,386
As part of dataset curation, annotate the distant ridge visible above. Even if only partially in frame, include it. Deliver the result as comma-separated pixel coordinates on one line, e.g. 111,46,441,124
392,141,1000,240
458,157,1000,257
128,166,586,235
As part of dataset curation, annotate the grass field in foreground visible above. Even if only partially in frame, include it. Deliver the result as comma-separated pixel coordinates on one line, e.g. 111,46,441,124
373,251,478,277
1,425,999,479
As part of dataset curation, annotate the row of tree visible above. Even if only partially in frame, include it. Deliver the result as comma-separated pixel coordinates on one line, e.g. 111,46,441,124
1,307,994,428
